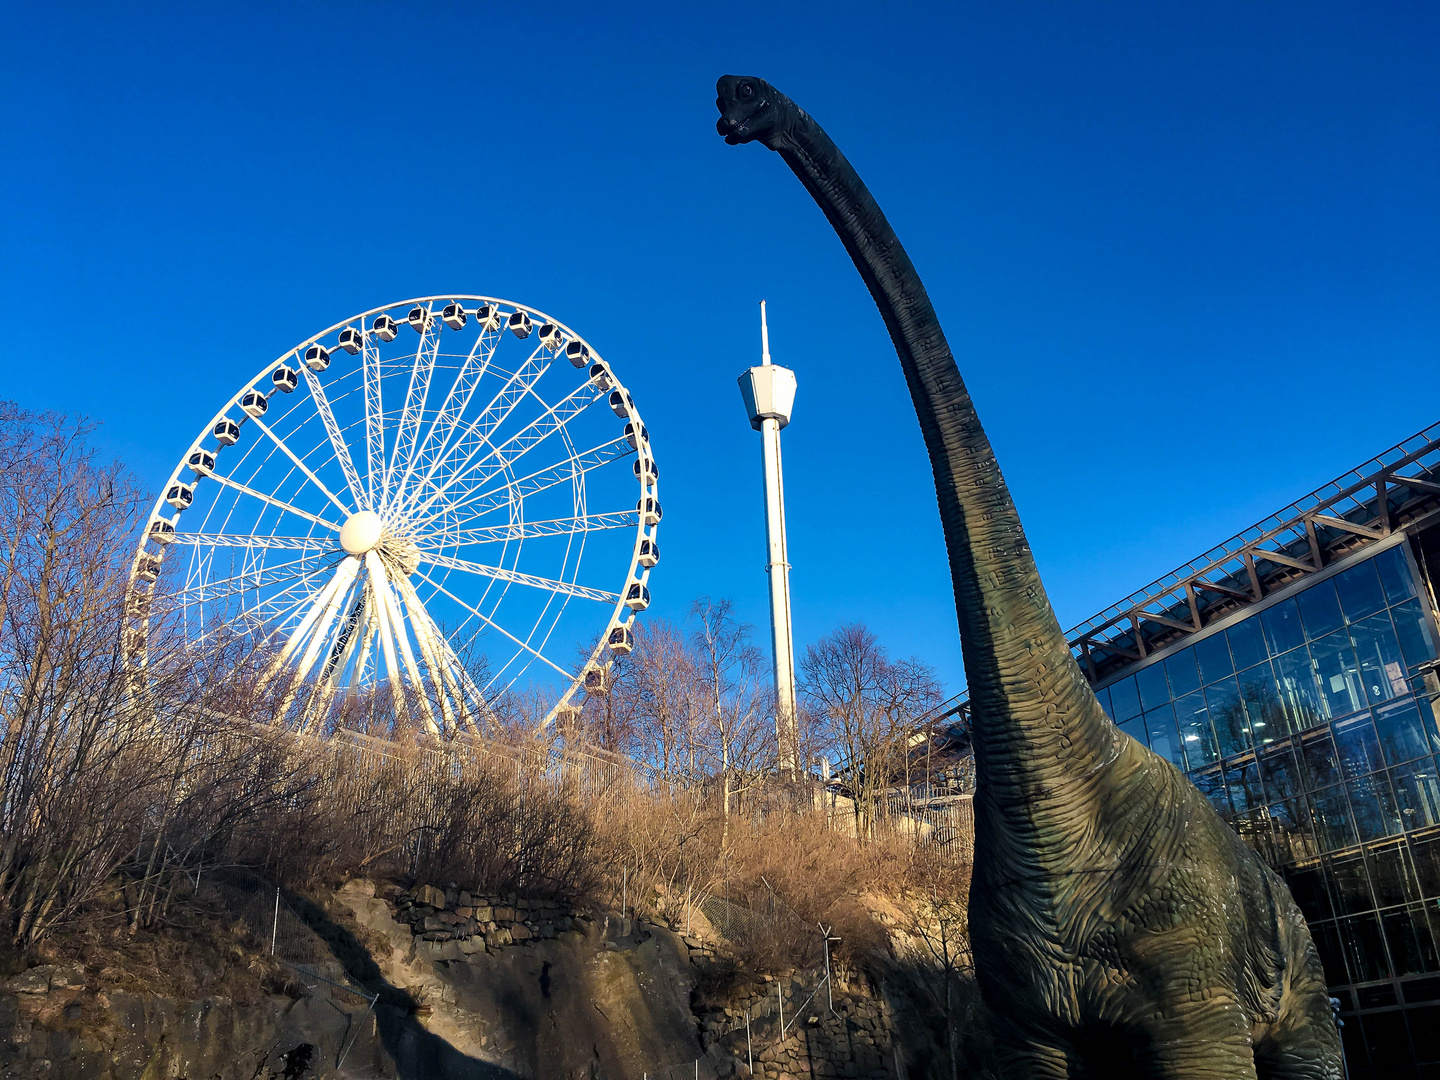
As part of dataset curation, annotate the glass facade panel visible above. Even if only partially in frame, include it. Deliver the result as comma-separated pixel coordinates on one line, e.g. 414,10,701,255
1144,703,1185,770
1301,729,1344,789
1336,558,1387,622
1238,662,1287,742
1312,920,1350,985
1192,633,1233,686
1376,545,1417,604
1368,845,1420,907
1335,716,1386,778
1413,839,1440,898
1227,756,1266,817
1136,663,1170,713
1392,597,1437,668
1330,852,1377,914
1259,744,1303,799
1164,648,1201,698
1350,612,1408,706
1205,676,1251,757
1110,675,1142,722
1228,617,1268,673
1298,580,1346,639
1343,912,1390,982
1311,786,1359,849
1347,773,1403,841
1392,759,1440,832
1173,691,1219,768
1191,766,1231,819
1263,598,1307,655
1272,647,1326,731
1312,629,1365,719
1375,701,1432,766
1386,906,1440,976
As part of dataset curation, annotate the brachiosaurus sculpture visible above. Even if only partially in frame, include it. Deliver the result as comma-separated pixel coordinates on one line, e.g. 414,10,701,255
715,76,1341,1079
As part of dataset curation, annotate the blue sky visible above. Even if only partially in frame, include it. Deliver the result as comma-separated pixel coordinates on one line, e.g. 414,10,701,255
2,2,1437,696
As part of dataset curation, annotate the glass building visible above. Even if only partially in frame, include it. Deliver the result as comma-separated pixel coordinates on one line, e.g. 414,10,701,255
952,422,1440,1074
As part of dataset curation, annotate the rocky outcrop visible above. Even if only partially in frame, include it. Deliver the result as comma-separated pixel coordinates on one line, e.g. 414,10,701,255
0,880,922,1080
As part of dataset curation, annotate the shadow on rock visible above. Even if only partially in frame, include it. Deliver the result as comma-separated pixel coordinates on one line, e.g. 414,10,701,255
285,890,520,1080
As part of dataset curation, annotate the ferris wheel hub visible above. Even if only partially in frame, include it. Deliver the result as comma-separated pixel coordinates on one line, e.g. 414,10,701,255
339,510,385,555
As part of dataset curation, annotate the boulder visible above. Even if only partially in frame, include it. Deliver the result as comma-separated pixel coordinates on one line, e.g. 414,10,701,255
414,883,446,908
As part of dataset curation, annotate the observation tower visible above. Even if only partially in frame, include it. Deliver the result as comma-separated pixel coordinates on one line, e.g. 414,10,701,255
738,302,799,772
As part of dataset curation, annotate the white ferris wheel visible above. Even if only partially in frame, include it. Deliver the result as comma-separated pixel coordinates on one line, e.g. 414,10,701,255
129,296,660,735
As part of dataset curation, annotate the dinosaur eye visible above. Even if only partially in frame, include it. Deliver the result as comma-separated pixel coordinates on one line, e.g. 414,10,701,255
739,82,755,99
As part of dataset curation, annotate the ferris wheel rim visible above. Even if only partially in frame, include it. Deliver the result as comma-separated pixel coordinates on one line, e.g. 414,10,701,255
129,295,659,734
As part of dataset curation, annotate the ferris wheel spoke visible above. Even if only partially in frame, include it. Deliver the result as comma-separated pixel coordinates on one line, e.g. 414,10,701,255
247,414,355,518
169,532,334,553
399,321,505,515
362,333,386,509
205,471,343,533
422,381,604,518
426,511,638,548
416,436,634,533
166,552,330,602
415,551,618,604
414,567,574,682
300,365,368,511
381,314,442,514
398,351,550,522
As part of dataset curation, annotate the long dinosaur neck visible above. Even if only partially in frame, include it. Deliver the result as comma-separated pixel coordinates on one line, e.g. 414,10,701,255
768,106,1121,813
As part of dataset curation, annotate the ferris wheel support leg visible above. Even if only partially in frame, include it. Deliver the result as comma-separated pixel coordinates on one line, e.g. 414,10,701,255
259,560,355,694
394,575,457,734
309,591,371,733
343,606,378,713
273,556,361,727
365,551,411,730
391,576,469,737
376,565,440,737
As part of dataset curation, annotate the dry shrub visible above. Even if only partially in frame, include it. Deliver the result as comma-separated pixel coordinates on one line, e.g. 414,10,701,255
406,763,611,903
720,807,903,970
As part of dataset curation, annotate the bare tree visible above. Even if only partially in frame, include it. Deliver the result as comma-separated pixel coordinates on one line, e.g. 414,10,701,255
618,619,705,777
800,623,942,839
690,597,772,831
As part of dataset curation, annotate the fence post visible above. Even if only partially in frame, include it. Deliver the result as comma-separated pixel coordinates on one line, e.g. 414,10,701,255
622,865,628,922
777,980,785,1036
746,1007,753,1075
271,886,280,956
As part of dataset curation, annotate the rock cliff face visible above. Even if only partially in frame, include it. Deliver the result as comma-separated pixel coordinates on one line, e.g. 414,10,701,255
0,881,918,1080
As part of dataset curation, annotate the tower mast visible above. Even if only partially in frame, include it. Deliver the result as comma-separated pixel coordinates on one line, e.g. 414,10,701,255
738,301,799,772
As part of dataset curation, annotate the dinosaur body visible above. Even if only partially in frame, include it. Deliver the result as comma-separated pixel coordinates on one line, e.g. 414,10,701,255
714,76,1341,1078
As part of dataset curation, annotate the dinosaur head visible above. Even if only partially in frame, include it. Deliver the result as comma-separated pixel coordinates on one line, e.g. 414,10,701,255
715,75,799,150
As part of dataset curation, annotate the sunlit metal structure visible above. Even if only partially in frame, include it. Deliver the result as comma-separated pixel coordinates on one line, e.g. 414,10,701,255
128,296,659,734
739,301,799,771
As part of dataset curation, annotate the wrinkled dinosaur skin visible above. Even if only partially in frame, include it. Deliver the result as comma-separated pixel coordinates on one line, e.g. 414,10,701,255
715,76,1342,1079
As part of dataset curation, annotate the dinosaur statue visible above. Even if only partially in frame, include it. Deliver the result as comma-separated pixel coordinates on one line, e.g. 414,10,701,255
715,76,1341,1079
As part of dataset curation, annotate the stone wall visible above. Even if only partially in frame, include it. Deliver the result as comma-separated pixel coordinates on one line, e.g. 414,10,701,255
697,971,898,1080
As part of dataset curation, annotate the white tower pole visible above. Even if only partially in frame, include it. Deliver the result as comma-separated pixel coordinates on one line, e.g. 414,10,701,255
738,301,799,774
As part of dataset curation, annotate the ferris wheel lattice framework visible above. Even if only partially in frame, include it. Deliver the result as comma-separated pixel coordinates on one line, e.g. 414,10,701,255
128,296,660,735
